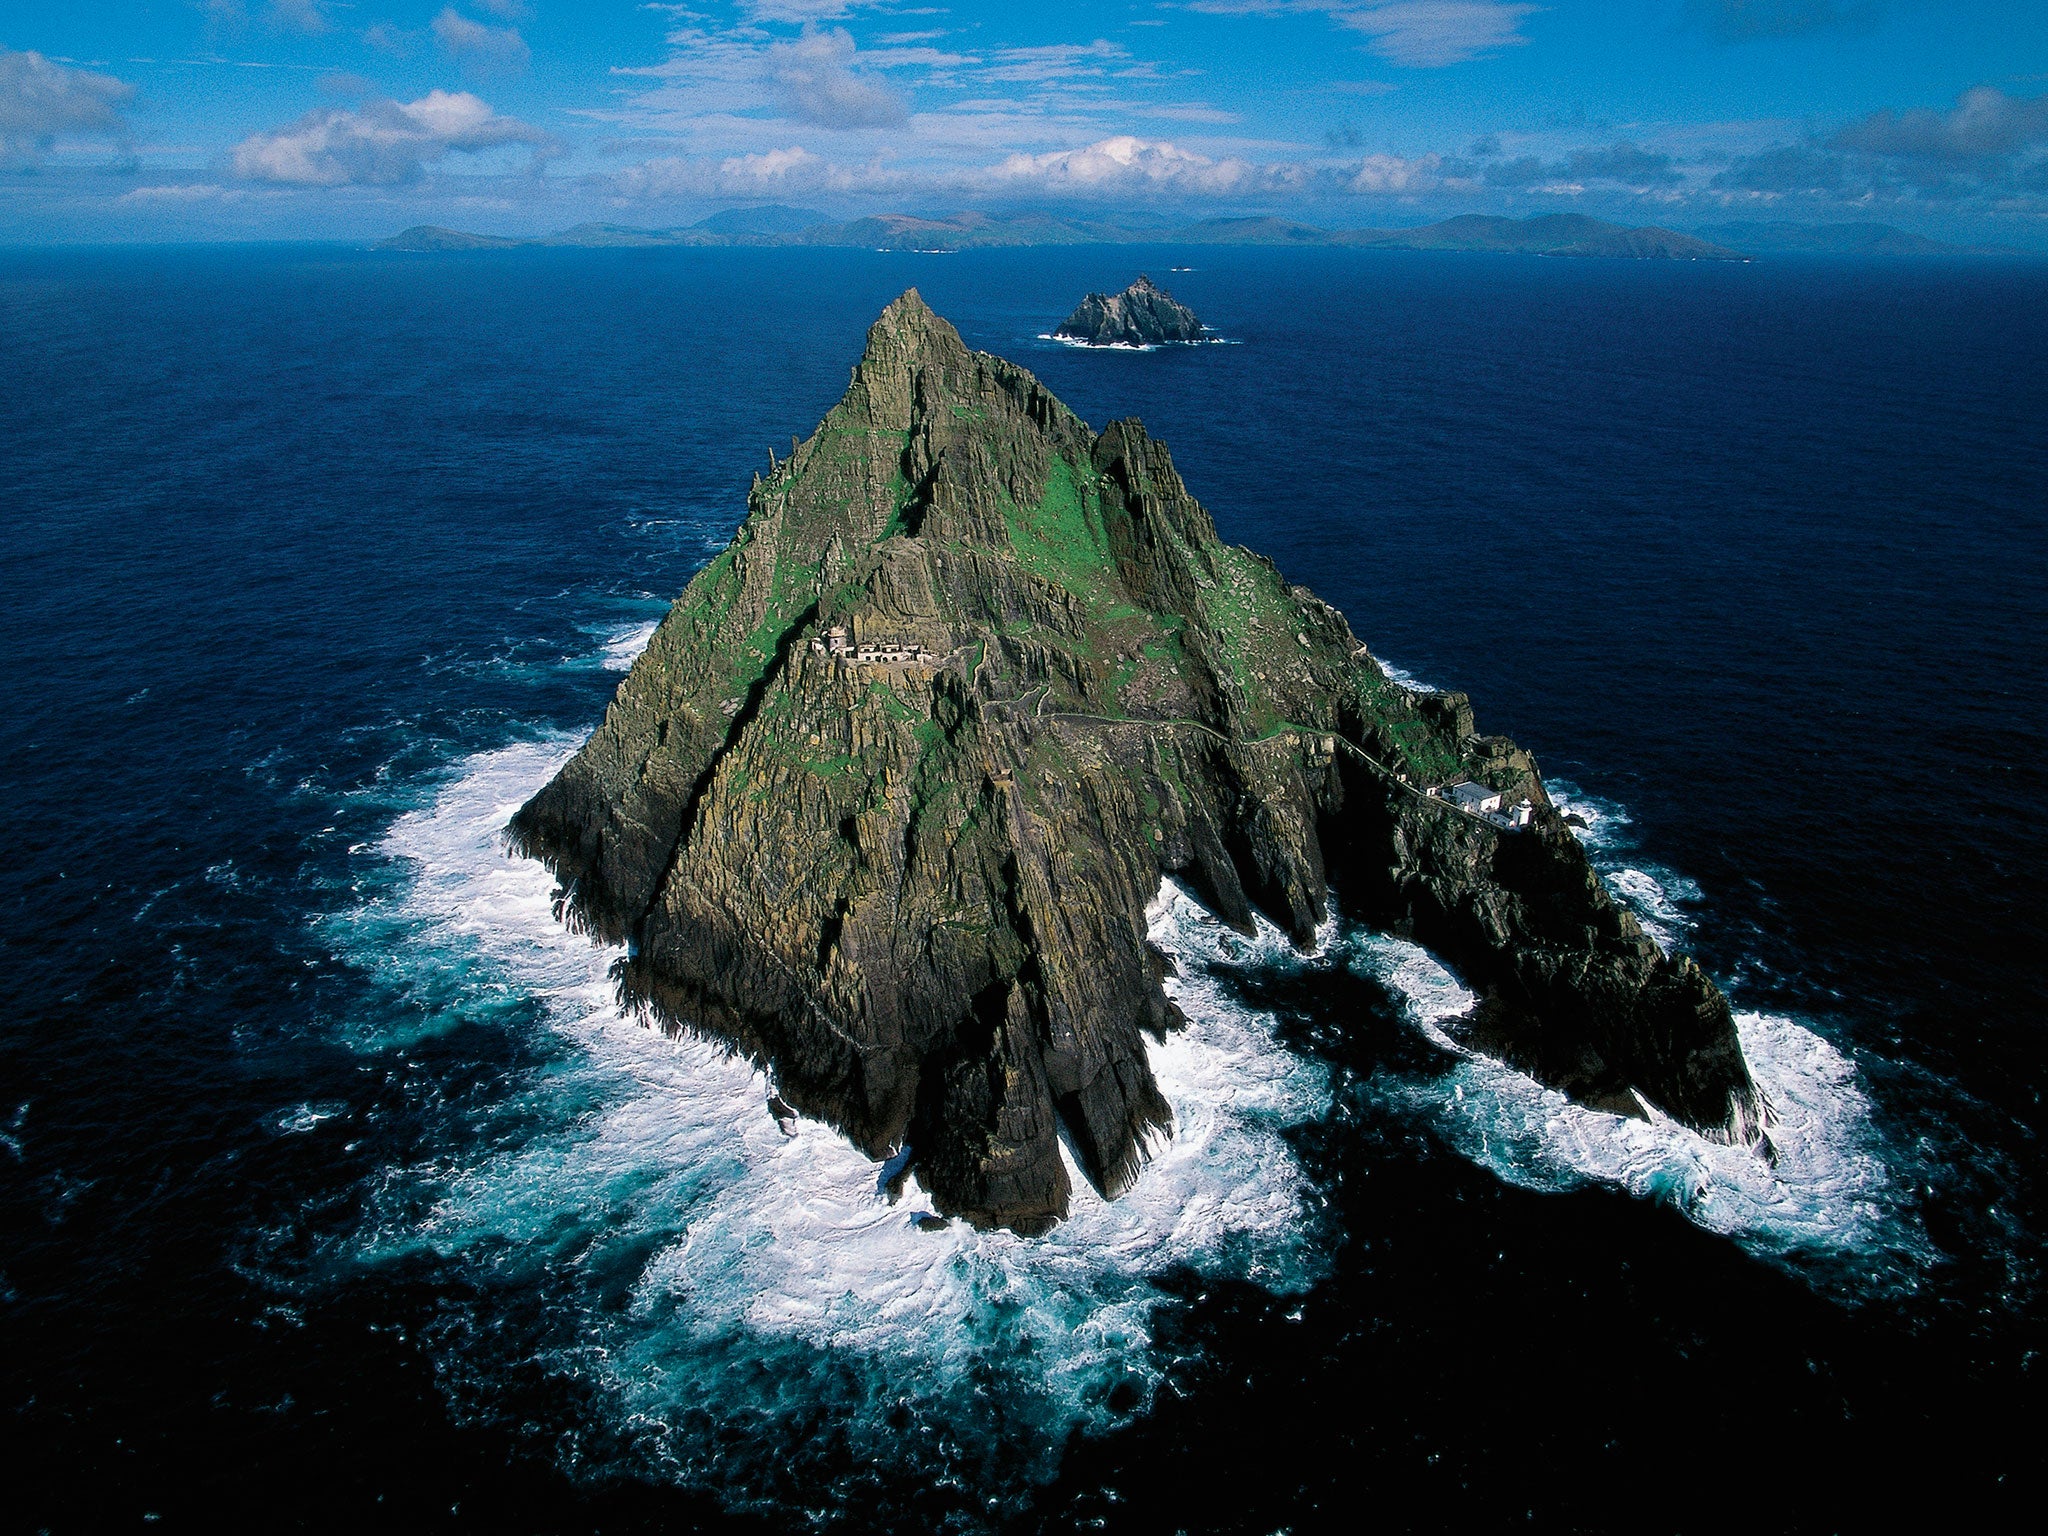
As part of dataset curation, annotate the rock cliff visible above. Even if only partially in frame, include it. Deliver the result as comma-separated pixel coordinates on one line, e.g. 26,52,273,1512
510,291,1766,1233
1054,274,1207,346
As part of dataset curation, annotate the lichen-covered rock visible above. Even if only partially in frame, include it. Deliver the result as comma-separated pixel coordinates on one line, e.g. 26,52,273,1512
1054,274,1206,346
510,290,1766,1233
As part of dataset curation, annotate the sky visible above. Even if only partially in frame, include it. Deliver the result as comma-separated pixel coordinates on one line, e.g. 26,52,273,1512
3,1,2046,243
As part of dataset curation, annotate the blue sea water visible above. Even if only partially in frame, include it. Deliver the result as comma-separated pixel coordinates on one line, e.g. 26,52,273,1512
2,242,2045,1532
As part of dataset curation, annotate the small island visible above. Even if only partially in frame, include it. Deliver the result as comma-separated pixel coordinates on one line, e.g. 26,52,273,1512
510,291,1766,1234
1054,274,1208,347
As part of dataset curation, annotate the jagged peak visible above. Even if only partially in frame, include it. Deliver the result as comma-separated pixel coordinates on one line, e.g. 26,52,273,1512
841,290,1048,439
862,288,967,365
883,286,931,319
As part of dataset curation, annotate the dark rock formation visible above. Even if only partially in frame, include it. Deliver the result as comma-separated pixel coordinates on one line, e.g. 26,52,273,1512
1054,275,1207,346
510,290,1766,1233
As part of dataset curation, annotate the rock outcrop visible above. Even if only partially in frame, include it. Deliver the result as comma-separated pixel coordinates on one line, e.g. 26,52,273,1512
1054,274,1207,346
510,290,1766,1233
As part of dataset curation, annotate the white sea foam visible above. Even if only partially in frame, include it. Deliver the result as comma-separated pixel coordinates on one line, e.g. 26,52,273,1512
1600,864,1703,946
599,620,658,670
275,1101,347,1134
1547,778,1632,853
1372,655,1439,694
1550,778,1710,963
335,730,1934,1513
1335,929,1929,1285
337,740,1331,1507
1036,333,1239,351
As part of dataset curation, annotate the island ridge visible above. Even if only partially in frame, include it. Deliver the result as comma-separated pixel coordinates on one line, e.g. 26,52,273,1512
510,291,1767,1233
1054,275,1208,346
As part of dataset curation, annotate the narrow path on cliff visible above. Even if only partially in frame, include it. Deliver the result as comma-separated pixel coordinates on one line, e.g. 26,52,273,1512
1038,710,1514,833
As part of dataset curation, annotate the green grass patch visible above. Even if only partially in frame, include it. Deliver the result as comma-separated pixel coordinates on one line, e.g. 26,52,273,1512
1001,454,1115,606
863,680,918,723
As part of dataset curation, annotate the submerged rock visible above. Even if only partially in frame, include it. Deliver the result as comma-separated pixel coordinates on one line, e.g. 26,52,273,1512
1054,274,1206,346
510,289,1766,1233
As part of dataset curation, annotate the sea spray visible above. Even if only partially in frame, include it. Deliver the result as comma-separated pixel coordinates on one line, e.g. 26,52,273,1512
335,651,1925,1518
1371,655,1440,694
1335,928,1929,1287
598,620,659,671
332,740,1332,1517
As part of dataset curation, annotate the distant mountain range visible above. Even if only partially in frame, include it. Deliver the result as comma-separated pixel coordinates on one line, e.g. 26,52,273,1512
1691,221,2011,256
377,210,1745,260
1351,214,1738,258
376,210,2015,261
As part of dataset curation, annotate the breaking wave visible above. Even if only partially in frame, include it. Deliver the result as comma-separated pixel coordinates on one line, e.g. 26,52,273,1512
328,740,1331,1519
1332,930,1931,1290
319,689,1938,1521
1546,780,1712,947
1036,333,1240,351
1372,655,1439,694
1311,767,1930,1292
598,619,659,670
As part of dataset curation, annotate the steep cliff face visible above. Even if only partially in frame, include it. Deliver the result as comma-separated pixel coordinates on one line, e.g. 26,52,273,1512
1054,274,1206,346
510,290,1765,1232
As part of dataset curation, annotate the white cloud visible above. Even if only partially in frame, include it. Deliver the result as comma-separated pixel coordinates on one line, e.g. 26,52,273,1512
980,41,1128,85
364,21,423,56
1338,2,1538,66
120,182,237,203
433,7,532,75
608,22,923,137
1834,86,2048,163
605,11,1214,165
268,0,331,32
609,144,899,197
1143,103,1243,124
979,136,1441,200
1349,150,1438,190
741,0,869,21
363,21,421,56
767,27,908,129
230,90,549,185
985,134,1270,194
0,48,134,167
599,133,1442,205
863,45,979,73
1694,87,2048,208
1188,1,1537,68
587,9,1447,208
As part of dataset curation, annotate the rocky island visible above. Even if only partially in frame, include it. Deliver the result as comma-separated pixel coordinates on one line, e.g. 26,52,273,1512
510,291,1766,1233
1054,274,1207,346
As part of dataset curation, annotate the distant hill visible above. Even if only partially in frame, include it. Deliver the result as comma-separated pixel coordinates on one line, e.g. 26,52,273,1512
691,205,827,236
1340,213,1743,260
377,210,1745,259
1691,221,1995,256
538,222,687,247
821,211,1115,249
1178,216,1333,246
378,225,526,251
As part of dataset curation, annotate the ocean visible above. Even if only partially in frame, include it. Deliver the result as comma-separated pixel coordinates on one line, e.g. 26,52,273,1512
2,242,2043,1532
